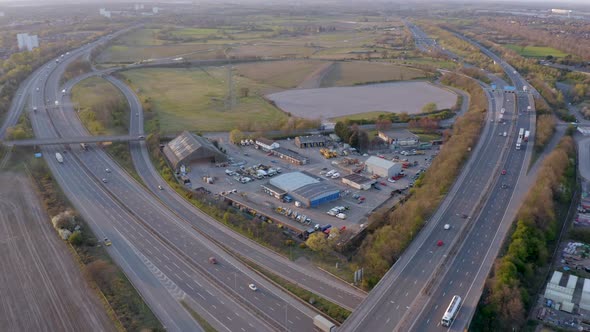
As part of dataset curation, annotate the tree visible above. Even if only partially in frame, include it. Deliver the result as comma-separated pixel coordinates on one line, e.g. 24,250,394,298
421,102,437,113
349,130,359,149
398,112,410,122
334,121,351,142
375,119,392,131
68,231,83,246
358,130,369,153
229,129,244,144
306,232,329,251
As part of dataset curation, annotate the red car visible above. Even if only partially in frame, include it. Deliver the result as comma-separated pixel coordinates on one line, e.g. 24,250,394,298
437,240,444,247
501,169,507,175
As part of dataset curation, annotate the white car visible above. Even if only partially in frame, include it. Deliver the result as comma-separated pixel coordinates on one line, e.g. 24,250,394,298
444,224,451,230
331,173,340,179
326,170,335,177
336,213,347,220
248,283,257,291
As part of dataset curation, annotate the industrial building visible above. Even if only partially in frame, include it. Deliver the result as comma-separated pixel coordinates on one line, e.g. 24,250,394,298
163,131,226,170
269,172,340,207
295,135,327,148
260,183,287,200
342,174,374,190
378,129,419,147
255,137,279,151
271,147,308,165
365,156,402,178
544,271,577,313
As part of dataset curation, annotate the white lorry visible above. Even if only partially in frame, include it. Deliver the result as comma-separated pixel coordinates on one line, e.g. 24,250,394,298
313,315,335,332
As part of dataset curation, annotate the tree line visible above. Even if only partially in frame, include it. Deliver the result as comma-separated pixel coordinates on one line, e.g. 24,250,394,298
471,136,576,331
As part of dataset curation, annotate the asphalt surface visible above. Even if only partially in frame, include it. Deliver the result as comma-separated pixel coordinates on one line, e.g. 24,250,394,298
409,90,535,332
27,45,207,332
37,53,323,332
45,49,368,310
341,24,537,332
104,75,367,310
0,29,367,332
340,86,513,332
0,173,116,332
407,34,538,332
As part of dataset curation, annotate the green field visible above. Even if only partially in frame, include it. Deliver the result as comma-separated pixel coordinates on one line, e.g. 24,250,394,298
119,67,289,133
71,77,128,135
321,62,426,87
505,44,569,58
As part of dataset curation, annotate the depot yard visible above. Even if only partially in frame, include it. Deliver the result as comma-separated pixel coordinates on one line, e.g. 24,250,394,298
184,134,439,242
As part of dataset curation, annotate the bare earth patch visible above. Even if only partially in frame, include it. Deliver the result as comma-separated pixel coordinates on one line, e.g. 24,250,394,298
0,173,115,332
266,81,457,119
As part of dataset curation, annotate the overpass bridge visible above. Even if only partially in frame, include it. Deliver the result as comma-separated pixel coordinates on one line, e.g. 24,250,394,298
2,135,144,147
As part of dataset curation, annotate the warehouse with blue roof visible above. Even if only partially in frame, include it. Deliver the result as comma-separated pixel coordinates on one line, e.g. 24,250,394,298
269,172,340,208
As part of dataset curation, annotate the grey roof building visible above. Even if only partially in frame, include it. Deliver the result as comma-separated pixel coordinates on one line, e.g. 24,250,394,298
270,172,319,192
163,131,225,170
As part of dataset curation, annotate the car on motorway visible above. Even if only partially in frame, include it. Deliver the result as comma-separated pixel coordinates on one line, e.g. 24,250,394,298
501,169,507,175
158,185,163,190
101,178,108,183
138,135,145,139
208,257,218,264
444,224,451,230
248,283,257,291
105,168,111,173
104,238,112,246
437,240,444,247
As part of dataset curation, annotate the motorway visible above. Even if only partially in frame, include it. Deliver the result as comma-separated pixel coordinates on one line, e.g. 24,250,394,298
0,27,368,332
341,24,536,332
30,43,323,331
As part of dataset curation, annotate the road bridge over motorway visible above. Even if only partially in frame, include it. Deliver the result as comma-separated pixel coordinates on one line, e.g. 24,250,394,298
3,135,144,146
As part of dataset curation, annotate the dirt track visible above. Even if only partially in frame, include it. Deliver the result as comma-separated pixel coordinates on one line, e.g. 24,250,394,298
296,61,334,89
0,173,115,332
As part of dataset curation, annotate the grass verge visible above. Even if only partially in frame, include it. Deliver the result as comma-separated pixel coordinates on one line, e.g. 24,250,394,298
180,301,217,332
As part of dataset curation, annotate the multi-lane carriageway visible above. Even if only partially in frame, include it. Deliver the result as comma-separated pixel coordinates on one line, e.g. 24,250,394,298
23,42,315,331
13,31,369,332
7,25,537,332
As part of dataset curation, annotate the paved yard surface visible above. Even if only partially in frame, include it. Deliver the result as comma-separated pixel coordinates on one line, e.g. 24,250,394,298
266,81,457,119
0,173,115,332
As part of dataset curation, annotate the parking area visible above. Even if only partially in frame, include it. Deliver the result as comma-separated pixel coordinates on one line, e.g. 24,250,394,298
185,135,440,240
